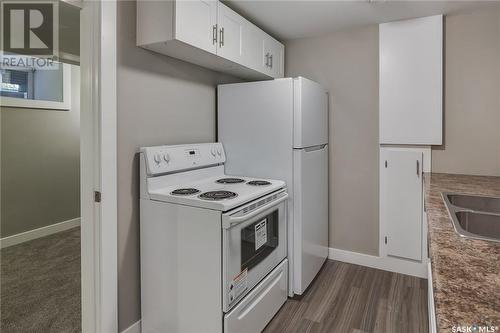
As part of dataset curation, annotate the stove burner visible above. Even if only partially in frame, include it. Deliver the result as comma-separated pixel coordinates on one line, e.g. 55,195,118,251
199,191,238,201
216,178,245,184
171,188,200,196
247,180,271,186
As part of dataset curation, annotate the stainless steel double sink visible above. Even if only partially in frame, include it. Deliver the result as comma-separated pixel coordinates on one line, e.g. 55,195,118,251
442,193,500,243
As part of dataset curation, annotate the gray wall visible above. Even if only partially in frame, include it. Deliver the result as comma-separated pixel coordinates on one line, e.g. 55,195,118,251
115,4,500,330
284,8,500,257
116,1,240,330
1,66,80,237
432,9,500,176
285,26,380,255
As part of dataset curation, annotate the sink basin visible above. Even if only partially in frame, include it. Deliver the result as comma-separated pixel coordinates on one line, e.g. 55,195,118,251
455,211,500,241
442,193,500,243
446,193,500,214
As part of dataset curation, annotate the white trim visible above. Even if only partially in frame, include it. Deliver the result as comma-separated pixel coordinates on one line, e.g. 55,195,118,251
0,218,80,248
0,63,72,110
80,0,118,332
121,320,141,333
80,2,98,331
328,247,427,279
98,1,118,332
428,260,437,333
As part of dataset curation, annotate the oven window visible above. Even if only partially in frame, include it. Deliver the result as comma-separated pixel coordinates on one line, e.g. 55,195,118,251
241,210,279,271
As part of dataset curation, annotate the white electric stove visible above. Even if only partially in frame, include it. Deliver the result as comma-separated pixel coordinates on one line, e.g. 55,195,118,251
140,143,289,333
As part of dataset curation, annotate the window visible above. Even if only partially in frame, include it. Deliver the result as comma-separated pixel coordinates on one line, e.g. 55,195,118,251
0,57,70,110
0,69,32,99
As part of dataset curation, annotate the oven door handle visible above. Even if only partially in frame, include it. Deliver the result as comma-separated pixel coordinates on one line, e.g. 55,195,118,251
222,193,288,229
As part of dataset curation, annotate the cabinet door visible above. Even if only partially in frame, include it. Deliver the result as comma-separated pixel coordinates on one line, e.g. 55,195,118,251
217,2,245,63
175,0,218,54
241,23,264,72
262,35,284,78
379,15,442,144
381,150,423,261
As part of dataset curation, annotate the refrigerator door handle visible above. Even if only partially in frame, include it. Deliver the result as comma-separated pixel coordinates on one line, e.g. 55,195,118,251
300,144,327,152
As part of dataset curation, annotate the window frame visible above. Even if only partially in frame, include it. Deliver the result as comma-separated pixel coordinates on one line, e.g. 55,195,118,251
0,63,71,110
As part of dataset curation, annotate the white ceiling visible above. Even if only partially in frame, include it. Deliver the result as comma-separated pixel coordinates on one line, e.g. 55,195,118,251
225,0,500,40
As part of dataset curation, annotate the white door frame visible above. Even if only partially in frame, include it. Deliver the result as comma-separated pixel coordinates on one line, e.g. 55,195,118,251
80,1,118,332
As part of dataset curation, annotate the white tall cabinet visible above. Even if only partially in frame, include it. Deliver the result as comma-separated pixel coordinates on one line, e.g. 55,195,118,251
379,15,442,270
137,0,284,80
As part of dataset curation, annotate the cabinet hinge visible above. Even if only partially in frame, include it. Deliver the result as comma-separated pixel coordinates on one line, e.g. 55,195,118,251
94,191,101,203
384,236,388,244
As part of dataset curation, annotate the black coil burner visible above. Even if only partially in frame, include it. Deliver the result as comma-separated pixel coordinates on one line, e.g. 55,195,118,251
247,180,271,186
170,188,200,196
216,178,245,184
199,191,238,201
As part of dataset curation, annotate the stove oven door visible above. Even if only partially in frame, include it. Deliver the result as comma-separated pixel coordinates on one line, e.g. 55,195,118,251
222,189,288,312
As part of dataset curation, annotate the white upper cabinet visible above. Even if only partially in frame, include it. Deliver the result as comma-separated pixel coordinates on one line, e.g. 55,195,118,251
242,23,264,71
175,0,218,54
379,15,443,145
217,2,245,63
262,34,284,78
137,0,285,80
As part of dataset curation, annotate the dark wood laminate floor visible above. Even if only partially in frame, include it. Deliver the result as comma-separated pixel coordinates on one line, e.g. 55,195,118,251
265,260,428,333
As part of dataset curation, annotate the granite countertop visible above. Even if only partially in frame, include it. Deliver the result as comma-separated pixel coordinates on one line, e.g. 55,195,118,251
424,173,500,332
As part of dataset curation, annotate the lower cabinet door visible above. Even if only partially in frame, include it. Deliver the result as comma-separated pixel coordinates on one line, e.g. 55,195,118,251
381,149,423,261
224,259,288,333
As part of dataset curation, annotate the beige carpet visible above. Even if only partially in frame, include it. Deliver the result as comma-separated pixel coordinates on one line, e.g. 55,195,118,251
1,227,81,332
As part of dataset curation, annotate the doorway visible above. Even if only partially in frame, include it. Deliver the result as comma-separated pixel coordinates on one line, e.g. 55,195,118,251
0,1,117,332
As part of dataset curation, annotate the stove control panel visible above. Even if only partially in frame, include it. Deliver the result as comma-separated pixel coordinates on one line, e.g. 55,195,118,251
140,143,225,175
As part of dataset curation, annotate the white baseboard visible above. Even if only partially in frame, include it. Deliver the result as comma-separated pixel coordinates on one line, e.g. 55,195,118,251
1,217,81,248
329,247,427,279
122,320,141,333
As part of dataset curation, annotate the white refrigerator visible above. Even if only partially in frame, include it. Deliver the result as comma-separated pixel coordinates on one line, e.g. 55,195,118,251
218,77,329,296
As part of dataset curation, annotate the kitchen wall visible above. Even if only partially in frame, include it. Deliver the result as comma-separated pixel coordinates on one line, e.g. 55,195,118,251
1,66,80,237
432,9,500,176
284,7,500,257
285,26,380,256
116,1,240,330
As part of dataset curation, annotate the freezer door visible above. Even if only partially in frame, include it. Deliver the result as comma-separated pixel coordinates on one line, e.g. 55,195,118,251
293,77,328,149
293,145,329,295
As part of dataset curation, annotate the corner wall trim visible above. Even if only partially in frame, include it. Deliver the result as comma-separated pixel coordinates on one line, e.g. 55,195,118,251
1,218,81,248
329,247,427,279
122,320,141,333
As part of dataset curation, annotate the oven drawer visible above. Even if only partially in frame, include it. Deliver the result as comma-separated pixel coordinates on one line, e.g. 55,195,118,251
224,259,288,333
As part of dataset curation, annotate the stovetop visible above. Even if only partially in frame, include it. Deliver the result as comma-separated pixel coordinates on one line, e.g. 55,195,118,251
147,174,285,212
